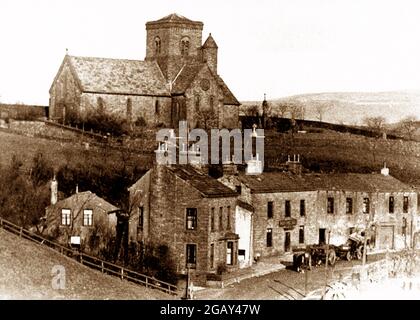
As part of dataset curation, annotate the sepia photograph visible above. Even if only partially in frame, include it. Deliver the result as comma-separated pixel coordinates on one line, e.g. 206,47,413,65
0,0,420,311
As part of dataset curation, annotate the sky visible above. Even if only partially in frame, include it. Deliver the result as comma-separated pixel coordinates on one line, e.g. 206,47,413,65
0,0,419,105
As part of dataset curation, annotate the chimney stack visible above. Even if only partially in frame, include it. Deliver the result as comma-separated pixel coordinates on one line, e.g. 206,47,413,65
381,162,389,176
51,175,58,205
286,154,303,175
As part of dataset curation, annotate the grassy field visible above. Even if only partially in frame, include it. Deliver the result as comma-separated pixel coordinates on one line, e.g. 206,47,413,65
264,129,420,188
0,129,153,172
0,229,173,300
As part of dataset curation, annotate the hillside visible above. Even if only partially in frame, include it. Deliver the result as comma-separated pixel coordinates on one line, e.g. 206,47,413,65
0,228,172,299
264,129,420,188
242,90,420,126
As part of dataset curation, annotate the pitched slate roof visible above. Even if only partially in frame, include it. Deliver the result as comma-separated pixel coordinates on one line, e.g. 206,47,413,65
237,172,415,194
217,76,241,106
67,56,170,96
146,13,203,28
167,165,238,198
203,34,218,48
155,13,195,23
171,63,241,106
171,63,203,94
47,191,119,213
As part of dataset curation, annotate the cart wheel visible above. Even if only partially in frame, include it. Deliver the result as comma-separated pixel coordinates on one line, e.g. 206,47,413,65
328,250,337,266
345,251,352,261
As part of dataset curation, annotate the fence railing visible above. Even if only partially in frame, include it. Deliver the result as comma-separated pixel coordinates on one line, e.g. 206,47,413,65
0,217,178,296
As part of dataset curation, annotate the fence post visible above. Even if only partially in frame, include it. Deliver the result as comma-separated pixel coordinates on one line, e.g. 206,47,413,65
19,227,23,238
80,254,83,265
145,277,148,288
121,268,124,280
101,261,104,273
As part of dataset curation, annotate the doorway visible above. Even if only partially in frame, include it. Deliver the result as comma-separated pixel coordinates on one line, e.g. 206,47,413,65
284,231,291,252
319,228,326,244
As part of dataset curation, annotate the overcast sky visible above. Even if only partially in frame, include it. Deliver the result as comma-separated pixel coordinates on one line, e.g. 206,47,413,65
0,0,419,105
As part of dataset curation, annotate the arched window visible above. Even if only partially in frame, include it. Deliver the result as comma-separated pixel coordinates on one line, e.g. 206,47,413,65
155,36,161,55
195,95,200,111
155,100,160,115
180,37,190,56
126,98,132,121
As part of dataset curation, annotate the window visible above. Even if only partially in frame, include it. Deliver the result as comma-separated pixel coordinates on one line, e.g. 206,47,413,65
363,198,370,214
299,226,305,244
138,206,144,231
219,207,223,230
403,196,409,213
389,196,395,214
227,241,234,265
195,95,200,110
180,37,190,56
186,208,197,230
327,197,334,214
300,200,305,217
155,100,160,115
210,243,215,269
61,209,71,226
267,201,273,219
126,98,132,121
210,207,215,232
285,200,291,218
236,185,242,194
266,228,273,247
348,227,355,235
83,209,93,226
227,206,231,230
186,244,197,267
346,198,353,214
209,96,214,110
155,36,161,55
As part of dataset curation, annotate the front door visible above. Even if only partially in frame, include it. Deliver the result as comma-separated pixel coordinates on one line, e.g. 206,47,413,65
284,231,291,252
226,241,234,265
319,228,326,244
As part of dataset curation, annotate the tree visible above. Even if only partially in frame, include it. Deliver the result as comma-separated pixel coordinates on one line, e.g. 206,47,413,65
245,105,260,117
363,116,387,137
398,115,418,140
314,101,331,122
275,102,290,118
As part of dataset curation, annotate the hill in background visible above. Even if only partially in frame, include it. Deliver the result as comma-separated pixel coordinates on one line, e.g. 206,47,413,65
242,90,420,126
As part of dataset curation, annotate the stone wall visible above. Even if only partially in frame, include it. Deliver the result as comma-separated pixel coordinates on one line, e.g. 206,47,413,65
252,189,418,259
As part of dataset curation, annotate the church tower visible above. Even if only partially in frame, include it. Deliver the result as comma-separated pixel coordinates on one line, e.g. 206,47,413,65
145,13,204,81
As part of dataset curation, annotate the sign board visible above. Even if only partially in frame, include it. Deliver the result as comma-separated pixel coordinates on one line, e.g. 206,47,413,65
279,218,297,229
70,236,81,245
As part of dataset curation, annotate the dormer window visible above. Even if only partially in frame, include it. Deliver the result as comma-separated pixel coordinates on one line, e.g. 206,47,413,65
155,36,161,55
180,37,190,56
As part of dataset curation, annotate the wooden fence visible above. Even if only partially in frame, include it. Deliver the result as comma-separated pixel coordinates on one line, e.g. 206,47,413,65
0,217,178,296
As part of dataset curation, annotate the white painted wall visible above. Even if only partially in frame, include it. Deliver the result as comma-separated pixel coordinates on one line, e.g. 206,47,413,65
235,206,253,269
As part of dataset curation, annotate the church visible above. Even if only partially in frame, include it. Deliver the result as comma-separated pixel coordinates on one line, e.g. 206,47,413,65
48,13,240,129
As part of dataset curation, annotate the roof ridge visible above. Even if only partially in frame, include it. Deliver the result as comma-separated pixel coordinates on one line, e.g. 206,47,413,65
69,55,148,64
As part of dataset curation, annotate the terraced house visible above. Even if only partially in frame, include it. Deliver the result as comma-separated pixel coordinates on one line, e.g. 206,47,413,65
219,160,418,258
128,161,244,286
49,13,240,129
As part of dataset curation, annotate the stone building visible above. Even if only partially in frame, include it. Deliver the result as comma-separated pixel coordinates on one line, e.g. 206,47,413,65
128,162,246,285
49,13,240,129
219,160,418,259
44,180,119,254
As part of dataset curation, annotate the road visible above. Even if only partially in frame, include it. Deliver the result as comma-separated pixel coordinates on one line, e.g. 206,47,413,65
194,253,386,300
